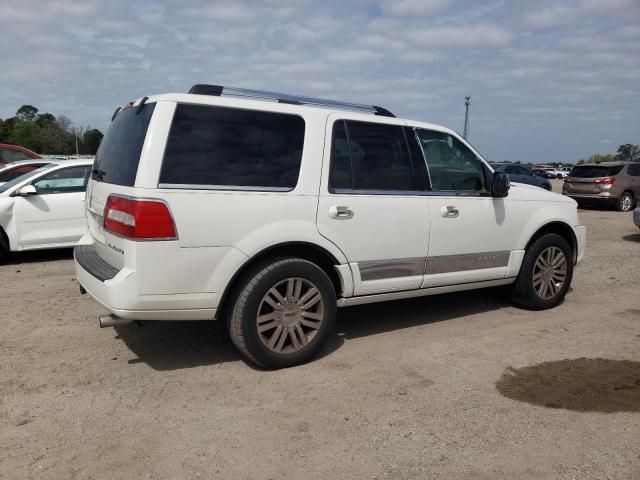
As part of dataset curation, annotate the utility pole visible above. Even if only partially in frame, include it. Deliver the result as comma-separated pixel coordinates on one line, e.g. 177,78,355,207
463,96,471,139
75,134,79,156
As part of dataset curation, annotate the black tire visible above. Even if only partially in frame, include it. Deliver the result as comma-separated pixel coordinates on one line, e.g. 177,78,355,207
616,191,634,212
0,230,8,263
227,257,337,369
511,233,573,310
541,183,551,191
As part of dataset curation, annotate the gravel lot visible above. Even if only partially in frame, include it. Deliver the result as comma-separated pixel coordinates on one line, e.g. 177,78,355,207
2,182,639,479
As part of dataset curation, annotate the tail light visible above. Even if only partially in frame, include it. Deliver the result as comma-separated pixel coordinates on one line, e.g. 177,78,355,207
104,195,177,240
595,177,615,185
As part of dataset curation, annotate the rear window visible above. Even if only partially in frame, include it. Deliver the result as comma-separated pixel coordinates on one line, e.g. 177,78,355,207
569,165,624,178
92,103,155,186
159,104,305,190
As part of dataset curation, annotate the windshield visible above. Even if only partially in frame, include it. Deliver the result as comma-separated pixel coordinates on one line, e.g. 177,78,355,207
0,166,54,194
569,165,624,178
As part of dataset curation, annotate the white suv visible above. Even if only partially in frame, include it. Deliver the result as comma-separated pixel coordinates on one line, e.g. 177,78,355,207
75,85,586,368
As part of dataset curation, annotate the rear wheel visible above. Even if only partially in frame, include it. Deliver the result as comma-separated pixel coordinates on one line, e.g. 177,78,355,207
541,183,551,191
616,191,634,212
512,233,573,310
227,257,336,369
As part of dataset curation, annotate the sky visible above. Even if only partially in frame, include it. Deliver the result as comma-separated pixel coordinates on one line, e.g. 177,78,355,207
1,0,639,164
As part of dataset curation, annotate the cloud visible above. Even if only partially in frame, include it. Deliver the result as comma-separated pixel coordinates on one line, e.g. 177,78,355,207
0,0,638,164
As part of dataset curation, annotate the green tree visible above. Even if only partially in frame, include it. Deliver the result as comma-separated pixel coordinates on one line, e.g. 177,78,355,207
15,105,39,122
615,144,640,162
82,128,103,154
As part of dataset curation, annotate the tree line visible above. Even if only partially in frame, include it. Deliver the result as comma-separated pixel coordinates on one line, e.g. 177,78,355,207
576,144,640,165
0,105,103,155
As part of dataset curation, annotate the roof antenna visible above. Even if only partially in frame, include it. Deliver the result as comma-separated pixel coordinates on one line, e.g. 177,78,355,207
463,96,471,139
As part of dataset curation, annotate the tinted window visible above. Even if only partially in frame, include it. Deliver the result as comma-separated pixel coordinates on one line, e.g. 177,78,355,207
416,129,486,192
569,165,624,178
160,104,305,190
330,121,352,189
330,120,415,191
627,164,640,176
33,166,91,194
0,148,34,163
93,103,155,186
0,163,47,182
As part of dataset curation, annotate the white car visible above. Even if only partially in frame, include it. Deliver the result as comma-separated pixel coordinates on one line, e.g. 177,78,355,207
74,85,586,368
0,160,93,260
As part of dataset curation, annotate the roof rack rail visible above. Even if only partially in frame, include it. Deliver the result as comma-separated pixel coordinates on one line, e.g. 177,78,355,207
188,84,395,118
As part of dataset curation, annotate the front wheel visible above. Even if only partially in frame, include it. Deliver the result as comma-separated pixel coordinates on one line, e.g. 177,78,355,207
512,233,573,310
227,258,337,369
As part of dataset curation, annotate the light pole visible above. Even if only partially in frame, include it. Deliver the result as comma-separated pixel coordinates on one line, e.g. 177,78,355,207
463,96,471,139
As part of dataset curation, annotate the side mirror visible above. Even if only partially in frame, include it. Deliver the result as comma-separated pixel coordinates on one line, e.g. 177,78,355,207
492,171,510,198
16,184,37,196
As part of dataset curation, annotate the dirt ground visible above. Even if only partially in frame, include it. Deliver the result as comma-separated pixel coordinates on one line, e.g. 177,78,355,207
1,181,639,479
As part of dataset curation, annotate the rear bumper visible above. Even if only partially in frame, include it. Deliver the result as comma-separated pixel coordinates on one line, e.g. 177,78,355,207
572,225,587,265
74,245,217,321
563,193,617,207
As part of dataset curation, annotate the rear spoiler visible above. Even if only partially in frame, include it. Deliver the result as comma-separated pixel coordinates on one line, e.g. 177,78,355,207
110,96,150,122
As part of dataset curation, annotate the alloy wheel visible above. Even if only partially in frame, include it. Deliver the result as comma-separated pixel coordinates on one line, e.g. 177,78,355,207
256,278,325,354
532,246,567,300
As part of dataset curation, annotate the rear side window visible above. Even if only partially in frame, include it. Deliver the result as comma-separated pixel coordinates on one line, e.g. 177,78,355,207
329,120,419,192
92,103,155,186
0,163,46,182
160,104,305,190
627,164,640,176
0,148,34,163
569,165,624,178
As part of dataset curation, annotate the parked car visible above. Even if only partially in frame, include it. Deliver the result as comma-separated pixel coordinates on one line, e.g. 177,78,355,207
0,160,93,261
74,85,586,368
634,204,640,229
0,143,41,167
533,168,548,178
490,163,552,190
544,168,565,179
0,159,56,185
562,162,640,211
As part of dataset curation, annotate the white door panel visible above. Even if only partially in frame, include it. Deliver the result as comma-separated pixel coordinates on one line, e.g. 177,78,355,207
15,192,87,247
317,194,430,295
423,195,521,287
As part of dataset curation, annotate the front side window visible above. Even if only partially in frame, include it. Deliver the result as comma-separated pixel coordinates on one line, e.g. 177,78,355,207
329,120,419,192
160,104,305,190
32,166,91,194
416,129,487,192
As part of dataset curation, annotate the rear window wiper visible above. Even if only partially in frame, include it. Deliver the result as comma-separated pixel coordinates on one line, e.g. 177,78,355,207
92,168,106,181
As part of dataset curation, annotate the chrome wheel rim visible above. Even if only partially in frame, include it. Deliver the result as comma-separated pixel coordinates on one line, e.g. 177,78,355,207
621,195,632,211
257,278,324,354
533,247,567,300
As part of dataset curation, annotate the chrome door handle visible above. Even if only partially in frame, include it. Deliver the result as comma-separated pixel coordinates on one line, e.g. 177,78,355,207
441,205,459,218
329,205,354,219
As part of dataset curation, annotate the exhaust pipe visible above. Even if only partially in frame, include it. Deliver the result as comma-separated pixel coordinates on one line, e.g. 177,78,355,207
98,315,133,328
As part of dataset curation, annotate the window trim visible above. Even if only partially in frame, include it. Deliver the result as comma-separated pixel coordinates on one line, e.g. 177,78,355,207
327,119,424,195
158,102,306,193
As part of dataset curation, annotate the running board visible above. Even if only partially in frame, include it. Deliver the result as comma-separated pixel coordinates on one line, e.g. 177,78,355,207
337,278,515,307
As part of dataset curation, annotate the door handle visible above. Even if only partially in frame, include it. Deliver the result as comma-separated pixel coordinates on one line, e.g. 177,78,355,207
329,205,354,219
441,205,459,218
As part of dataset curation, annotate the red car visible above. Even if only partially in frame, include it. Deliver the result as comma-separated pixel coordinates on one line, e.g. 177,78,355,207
0,143,41,167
